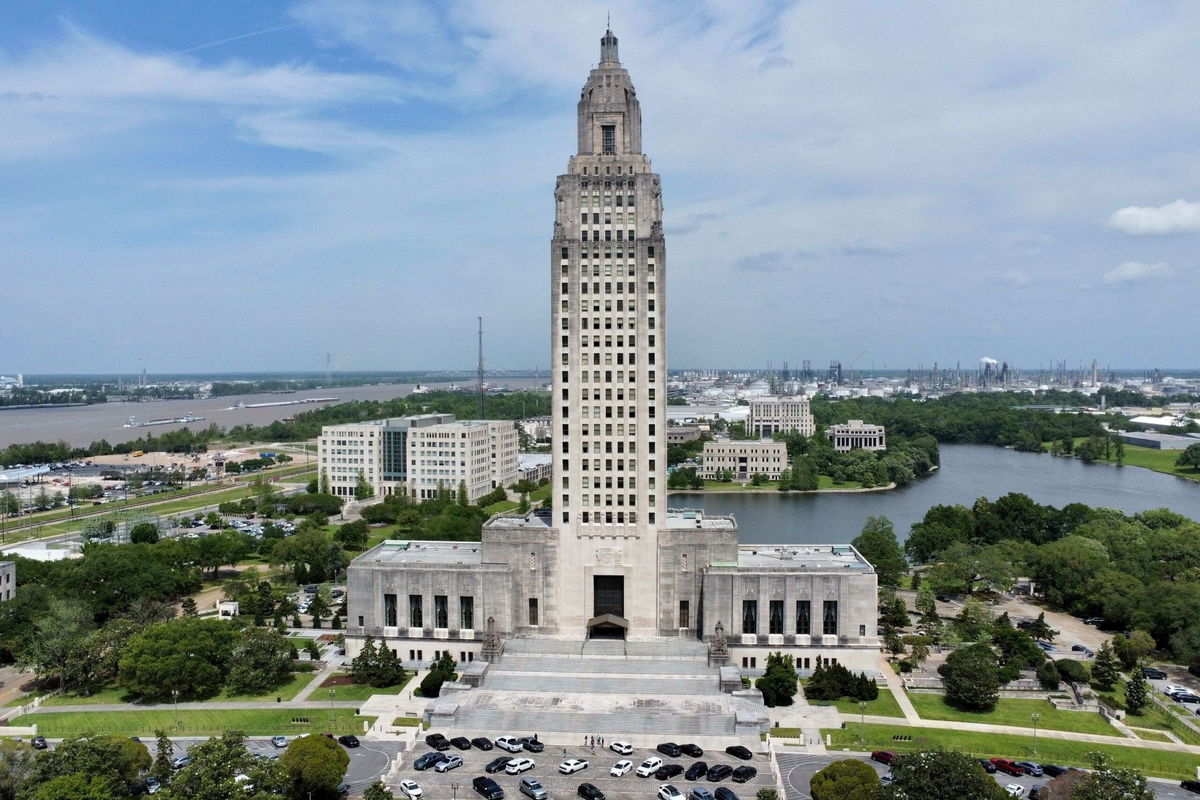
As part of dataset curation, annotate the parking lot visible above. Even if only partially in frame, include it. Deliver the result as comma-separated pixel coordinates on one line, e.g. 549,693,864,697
398,739,776,800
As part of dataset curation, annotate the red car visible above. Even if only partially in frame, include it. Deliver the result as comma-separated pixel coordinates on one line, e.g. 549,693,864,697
870,751,897,765
990,758,1025,777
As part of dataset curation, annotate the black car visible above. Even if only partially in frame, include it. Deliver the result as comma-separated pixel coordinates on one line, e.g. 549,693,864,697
1181,779,1200,795
486,757,513,774
976,759,996,774
657,742,683,758
731,766,757,783
685,762,708,781
1041,765,1068,777
680,744,704,758
414,752,448,771
656,764,684,780
338,735,360,748
426,733,452,751
451,737,473,750
1173,692,1200,703
1142,667,1168,680
725,746,753,761
707,765,733,782
1190,665,1200,679
519,737,545,753
30,737,48,750
472,737,495,751
578,784,605,800
474,777,505,800
715,789,739,800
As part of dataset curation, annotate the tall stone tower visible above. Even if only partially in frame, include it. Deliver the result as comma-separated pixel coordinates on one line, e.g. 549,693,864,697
550,28,669,637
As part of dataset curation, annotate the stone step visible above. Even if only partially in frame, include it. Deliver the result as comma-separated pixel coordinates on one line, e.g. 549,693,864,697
502,637,709,660
447,707,736,736
483,674,716,696
492,656,717,677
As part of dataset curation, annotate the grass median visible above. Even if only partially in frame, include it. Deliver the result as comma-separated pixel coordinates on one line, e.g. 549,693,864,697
15,708,375,739
907,693,1119,737
831,689,905,718
822,722,1199,780
318,673,412,702
38,673,315,707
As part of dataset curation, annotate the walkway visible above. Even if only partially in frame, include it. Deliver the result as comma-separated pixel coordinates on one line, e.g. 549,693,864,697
876,654,920,724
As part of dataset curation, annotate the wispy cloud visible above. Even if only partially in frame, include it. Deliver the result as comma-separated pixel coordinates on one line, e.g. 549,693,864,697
1101,261,1173,286
1108,199,1200,235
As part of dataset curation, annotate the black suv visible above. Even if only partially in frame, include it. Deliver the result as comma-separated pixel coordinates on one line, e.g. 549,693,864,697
474,777,505,800
414,752,447,771
337,735,360,748
486,757,512,774
472,737,495,751
731,766,757,783
578,784,605,800
685,762,708,781
724,746,753,761
707,765,733,782
426,733,452,751
715,789,739,800
657,743,683,758
656,764,684,780
1142,667,1168,680
1181,779,1200,795
680,744,703,758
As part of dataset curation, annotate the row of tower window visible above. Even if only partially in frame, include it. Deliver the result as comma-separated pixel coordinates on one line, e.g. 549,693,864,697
572,405,652,419
579,193,636,206
569,370,656,384
576,511,645,524
564,315,654,330
581,212,636,224
573,281,654,294
563,458,657,473
561,387,654,401
743,600,840,636
565,351,652,367
562,264,653,278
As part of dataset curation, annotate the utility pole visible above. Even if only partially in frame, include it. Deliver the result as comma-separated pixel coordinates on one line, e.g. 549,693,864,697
477,316,485,419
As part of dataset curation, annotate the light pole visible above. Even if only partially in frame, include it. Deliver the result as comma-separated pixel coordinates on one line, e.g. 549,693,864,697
329,688,335,732
859,700,867,744
172,689,180,729
1031,712,1040,756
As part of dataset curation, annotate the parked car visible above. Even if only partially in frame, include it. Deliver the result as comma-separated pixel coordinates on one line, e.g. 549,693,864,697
610,741,633,755
497,736,525,753
1142,667,1167,680
977,760,997,773
706,765,733,782
474,777,505,800
1190,665,1200,679
689,788,715,800
1035,641,1055,651
451,737,473,750
1041,765,1069,777
145,776,161,795
472,737,495,751
578,784,605,800
1172,691,1200,703
414,752,448,771
1004,785,1026,798
731,766,757,783
637,758,664,777
681,744,704,758
520,777,548,800
171,754,193,769
610,760,633,777
506,758,536,775
657,743,683,758
686,762,709,781
1084,617,1105,626
270,736,288,749
486,757,513,774
714,789,739,800
560,759,590,775
991,758,1025,777
1180,779,1200,795
30,737,47,750
1164,685,1189,696
871,751,897,765
725,746,753,761
658,785,683,800
435,754,464,773
399,780,424,800
1070,645,1094,656
1015,761,1043,777
520,737,545,753
426,733,452,751
655,764,684,780
338,735,360,748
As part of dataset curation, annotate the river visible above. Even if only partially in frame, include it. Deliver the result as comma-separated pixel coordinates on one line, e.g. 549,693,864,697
0,380,544,449
675,444,1200,544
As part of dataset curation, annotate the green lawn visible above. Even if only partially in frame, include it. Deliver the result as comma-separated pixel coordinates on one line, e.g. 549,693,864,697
1046,440,1200,482
1130,729,1173,743
483,500,519,515
39,673,314,708
15,708,374,738
831,689,905,718
529,483,552,503
908,693,1118,737
318,674,411,702
680,476,866,492
822,722,1200,780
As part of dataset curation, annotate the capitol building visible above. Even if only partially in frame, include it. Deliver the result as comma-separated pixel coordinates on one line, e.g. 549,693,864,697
346,30,880,696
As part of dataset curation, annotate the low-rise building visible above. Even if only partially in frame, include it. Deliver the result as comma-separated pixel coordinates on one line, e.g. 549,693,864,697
318,414,454,499
700,439,788,481
748,396,815,437
666,425,702,444
407,420,519,504
517,453,553,484
826,420,887,452
0,561,13,602
1116,431,1199,450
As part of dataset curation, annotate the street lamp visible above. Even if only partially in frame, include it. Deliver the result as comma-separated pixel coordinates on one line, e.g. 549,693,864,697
172,689,180,729
1031,712,1040,756
859,700,868,744
329,688,335,731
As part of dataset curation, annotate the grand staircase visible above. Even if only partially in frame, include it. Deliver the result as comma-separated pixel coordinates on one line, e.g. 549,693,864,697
431,637,766,739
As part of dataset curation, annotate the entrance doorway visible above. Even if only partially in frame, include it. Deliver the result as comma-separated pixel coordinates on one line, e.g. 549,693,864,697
589,575,626,639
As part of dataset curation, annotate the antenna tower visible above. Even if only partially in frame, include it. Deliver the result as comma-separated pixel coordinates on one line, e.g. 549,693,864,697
477,316,485,418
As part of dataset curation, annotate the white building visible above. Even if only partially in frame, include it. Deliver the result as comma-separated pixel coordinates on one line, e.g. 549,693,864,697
827,420,887,452
406,420,519,504
748,396,815,438
700,439,788,481
318,414,454,499
0,562,13,602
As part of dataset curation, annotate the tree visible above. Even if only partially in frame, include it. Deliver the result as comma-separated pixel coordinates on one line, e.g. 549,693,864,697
1112,630,1154,670
118,617,237,700
351,637,381,686
160,730,287,800
420,670,448,698
227,627,295,695
17,597,92,692
334,520,369,551
1069,752,1153,800
308,591,331,629
181,597,198,616
1036,660,1060,689
1125,673,1149,715
152,730,174,787
25,734,151,800
354,471,375,501
809,758,879,800
1175,442,1200,471
1025,612,1058,642
852,516,906,588
364,782,397,800
129,521,159,544
307,478,319,494
882,749,1006,800
939,643,1000,711
755,651,798,707
280,733,349,800
0,739,35,800
1090,641,1120,692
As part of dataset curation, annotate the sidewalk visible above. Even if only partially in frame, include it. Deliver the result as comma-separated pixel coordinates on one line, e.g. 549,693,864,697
877,655,920,724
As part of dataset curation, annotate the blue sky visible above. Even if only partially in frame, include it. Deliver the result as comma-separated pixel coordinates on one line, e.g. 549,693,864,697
2,1,1198,374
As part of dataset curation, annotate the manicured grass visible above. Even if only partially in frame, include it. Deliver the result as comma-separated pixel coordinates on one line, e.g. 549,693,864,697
529,483,552,503
483,500,519,515
40,673,314,707
318,673,411,702
1046,440,1200,482
15,708,374,738
822,723,1200,780
1130,729,1173,743
681,477,867,492
832,689,905,718
908,693,1119,737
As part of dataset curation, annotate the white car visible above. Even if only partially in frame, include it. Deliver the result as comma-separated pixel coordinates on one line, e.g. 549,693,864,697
1164,685,1188,696
559,759,589,775
497,736,525,753
399,780,423,800
658,785,683,800
610,741,633,755
610,760,633,777
506,758,536,775
636,757,664,778
1004,786,1026,798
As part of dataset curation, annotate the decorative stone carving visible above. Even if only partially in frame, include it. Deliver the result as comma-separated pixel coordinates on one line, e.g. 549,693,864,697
825,581,838,598
710,621,729,657
595,547,623,565
529,552,538,571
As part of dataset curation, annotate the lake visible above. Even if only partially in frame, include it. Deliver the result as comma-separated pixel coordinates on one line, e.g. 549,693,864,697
675,444,1200,544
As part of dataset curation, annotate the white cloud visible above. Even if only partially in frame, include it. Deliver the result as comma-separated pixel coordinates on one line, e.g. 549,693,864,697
1108,199,1200,235
1003,269,1033,286
1101,261,1173,285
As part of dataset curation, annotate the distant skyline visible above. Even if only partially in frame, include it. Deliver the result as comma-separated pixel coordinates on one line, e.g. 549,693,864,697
2,1,1198,373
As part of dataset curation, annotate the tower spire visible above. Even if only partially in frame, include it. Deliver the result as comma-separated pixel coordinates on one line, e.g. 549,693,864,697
600,25,619,65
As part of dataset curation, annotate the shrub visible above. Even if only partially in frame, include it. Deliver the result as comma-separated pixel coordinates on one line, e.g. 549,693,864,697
1055,658,1089,684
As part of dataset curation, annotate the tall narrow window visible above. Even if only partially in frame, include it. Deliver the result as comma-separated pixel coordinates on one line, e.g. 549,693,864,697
742,600,758,635
408,595,423,628
796,601,810,635
384,594,397,627
769,600,784,634
679,600,690,629
529,598,540,626
601,125,615,155
823,600,839,635
460,596,474,630
434,595,448,628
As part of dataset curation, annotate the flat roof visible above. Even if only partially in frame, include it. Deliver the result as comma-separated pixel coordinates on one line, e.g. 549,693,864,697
664,508,738,530
733,544,873,571
357,540,483,565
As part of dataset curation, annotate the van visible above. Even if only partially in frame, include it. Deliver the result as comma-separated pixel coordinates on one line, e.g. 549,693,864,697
520,778,548,800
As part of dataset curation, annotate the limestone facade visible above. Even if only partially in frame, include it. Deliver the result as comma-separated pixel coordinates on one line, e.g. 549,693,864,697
748,396,815,437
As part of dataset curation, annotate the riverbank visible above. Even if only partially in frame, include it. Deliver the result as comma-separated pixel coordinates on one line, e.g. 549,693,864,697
1043,439,1200,483
671,481,896,495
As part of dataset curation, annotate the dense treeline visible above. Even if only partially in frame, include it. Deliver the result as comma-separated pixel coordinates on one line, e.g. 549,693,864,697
908,494,1200,664
0,386,105,407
